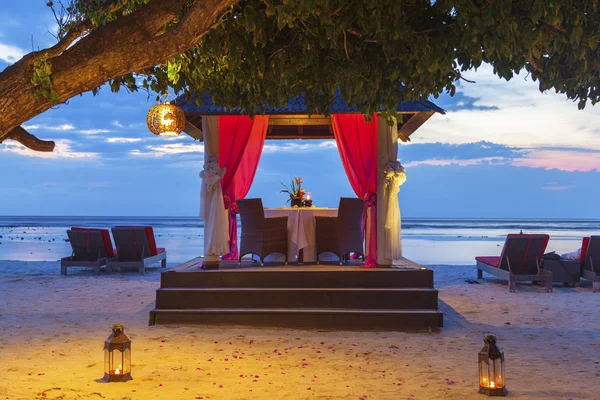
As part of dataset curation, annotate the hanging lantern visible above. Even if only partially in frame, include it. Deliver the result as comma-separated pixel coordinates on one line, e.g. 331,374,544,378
478,335,507,396
103,324,132,382
146,93,186,137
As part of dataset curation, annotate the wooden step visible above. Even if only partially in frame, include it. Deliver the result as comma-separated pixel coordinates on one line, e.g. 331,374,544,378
155,287,439,310
149,308,443,332
160,268,434,289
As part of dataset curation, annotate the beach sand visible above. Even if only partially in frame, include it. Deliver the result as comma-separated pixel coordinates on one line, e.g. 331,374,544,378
1,261,599,400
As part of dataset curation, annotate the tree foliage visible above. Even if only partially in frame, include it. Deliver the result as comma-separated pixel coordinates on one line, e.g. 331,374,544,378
134,0,600,112
1,0,600,150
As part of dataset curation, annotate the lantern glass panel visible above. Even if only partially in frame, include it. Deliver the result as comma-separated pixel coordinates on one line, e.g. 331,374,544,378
479,358,490,388
493,358,504,388
122,347,131,375
108,348,124,375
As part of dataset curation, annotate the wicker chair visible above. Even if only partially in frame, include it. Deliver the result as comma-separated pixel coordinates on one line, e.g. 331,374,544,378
237,198,288,265
315,197,364,265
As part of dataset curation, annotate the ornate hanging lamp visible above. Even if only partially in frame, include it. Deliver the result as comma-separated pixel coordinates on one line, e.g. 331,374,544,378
146,93,186,137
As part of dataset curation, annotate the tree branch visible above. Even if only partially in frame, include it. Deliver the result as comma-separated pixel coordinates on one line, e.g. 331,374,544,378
0,126,55,152
450,69,476,83
346,26,377,43
0,0,236,143
524,55,544,73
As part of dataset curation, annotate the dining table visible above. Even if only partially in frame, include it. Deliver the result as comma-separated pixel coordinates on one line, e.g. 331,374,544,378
264,207,338,263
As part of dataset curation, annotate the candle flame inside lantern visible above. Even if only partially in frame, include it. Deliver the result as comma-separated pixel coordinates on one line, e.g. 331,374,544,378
489,381,495,389
115,364,122,374
162,110,174,125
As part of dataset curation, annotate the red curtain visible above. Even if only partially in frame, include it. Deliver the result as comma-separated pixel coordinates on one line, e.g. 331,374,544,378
331,114,378,267
219,115,269,260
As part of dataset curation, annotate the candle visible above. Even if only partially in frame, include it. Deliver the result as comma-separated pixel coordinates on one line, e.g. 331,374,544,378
489,382,495,389
305,193,311,201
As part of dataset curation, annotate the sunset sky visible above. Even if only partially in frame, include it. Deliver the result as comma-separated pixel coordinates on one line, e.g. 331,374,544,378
1,1,599,218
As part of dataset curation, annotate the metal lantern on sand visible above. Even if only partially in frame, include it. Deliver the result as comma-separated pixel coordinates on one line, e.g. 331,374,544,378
147,93,186,137
104,324,132,382
478,335,507,396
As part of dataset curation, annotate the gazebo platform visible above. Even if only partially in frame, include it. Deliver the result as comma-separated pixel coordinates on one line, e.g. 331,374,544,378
149,258,443,332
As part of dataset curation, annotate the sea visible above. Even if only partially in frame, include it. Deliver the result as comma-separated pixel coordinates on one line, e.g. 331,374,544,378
0,216,598,265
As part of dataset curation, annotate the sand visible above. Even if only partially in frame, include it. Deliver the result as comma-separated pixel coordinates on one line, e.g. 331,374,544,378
1,261,599,400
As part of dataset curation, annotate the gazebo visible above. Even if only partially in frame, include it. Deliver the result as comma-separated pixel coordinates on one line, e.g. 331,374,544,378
149,91,446,331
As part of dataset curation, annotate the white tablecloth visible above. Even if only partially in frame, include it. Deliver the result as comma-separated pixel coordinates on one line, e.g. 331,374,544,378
264,207,338,262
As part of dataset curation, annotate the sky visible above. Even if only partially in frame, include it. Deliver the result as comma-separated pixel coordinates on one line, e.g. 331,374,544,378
1,2,599,219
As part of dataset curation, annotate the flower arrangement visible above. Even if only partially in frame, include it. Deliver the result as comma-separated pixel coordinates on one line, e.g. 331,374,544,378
280,176,306,207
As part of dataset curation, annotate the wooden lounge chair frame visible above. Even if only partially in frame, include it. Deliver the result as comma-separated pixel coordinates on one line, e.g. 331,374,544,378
581,236,600,292
61,230,111,275
476,234,553,293
107,227,167,274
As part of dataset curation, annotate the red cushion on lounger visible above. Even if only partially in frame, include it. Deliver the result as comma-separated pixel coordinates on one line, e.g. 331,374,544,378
157,247,166,254
71,227,115,257
114,226,159,256
475,256,501,267
580,237,590,264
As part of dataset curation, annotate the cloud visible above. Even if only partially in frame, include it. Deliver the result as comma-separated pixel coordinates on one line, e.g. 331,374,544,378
400,141,519,163
87,182,111,189
78,129,110,134
23,123,75,131
166,160,205,169
513,149,600,172
129,142,204,157
106,137,143,143
113,120,125,128
444,93,500,111
1,139,98,159
541,183,576,191
0,42,25,63
399,140,600,172
263,141,337,153
416,63,600,152
404,156,506,168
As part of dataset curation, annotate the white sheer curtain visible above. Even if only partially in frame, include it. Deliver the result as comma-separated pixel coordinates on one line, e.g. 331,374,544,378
199,116,229,259
377,116,406,263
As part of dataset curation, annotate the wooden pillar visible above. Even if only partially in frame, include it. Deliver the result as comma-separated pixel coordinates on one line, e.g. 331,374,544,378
376,116,399,266
200,115,223,269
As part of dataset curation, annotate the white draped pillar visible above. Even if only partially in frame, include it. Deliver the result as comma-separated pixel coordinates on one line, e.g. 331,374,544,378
199,116,229,266
376,115,406,265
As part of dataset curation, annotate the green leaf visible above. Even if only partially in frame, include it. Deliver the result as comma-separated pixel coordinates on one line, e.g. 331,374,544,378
571,25,583,45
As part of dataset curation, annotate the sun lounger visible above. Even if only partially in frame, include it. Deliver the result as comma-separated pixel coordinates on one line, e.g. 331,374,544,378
476,234,553,292
581,236,600,292
61,228,116,275
107,226,166,274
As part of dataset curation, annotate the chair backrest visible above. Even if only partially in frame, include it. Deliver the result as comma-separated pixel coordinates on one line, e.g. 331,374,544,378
583,236,600,273
67,230,108,261
338,197,364,233
519,234,549,274
237,198,265,235
71,227,115,257
579,237,591,265
498,234,530,272
337,197,365,254
114,226,159,256
111,227,151,261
